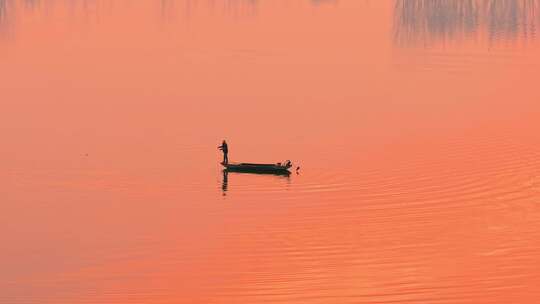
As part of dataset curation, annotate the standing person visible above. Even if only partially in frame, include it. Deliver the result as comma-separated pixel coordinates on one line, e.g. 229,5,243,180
218,140,229,164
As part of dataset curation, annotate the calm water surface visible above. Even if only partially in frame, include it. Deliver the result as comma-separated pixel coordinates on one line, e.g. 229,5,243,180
2,1,540,303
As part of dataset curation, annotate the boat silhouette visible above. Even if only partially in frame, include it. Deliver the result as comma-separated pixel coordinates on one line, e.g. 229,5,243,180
222,161,292,174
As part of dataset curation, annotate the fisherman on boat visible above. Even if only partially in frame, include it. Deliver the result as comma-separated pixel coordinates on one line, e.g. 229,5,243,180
218,140,229,164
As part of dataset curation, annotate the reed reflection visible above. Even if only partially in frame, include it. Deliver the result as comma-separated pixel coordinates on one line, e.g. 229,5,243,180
394,0,540,46
311,0,339,6
160,0,259,21
0,0,341,35
0,0,11,35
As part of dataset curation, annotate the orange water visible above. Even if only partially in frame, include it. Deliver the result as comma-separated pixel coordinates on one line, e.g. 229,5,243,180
2,1,540,303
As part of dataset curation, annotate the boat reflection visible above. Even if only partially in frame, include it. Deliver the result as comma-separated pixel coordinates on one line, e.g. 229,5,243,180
393,0,540,46
221,169,290,196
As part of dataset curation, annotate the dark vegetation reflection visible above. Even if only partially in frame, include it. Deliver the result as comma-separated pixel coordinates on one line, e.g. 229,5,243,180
394,0,540,46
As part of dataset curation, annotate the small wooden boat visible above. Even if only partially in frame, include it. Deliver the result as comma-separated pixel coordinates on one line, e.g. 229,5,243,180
222,161,292,174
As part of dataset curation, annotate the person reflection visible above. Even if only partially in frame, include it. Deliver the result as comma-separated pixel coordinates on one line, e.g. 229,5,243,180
222,170,228,196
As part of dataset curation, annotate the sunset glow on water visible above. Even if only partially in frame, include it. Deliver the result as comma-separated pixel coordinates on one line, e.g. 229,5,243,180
2,1,540,303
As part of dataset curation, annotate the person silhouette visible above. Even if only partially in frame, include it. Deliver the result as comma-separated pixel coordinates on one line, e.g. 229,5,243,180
218,140,229,164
